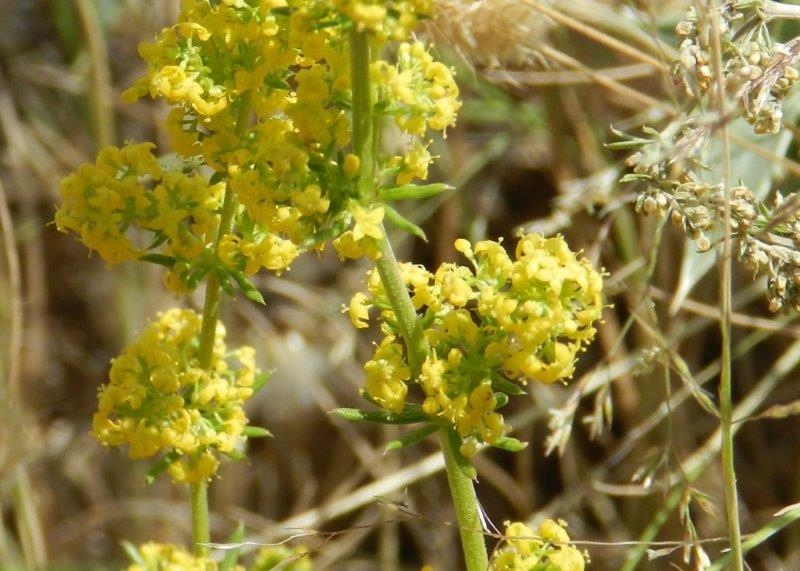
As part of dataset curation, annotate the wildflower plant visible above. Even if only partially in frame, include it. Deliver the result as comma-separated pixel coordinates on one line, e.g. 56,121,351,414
341,234,603,459
54,0,603,566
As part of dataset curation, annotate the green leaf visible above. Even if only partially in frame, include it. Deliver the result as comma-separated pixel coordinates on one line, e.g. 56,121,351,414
186,265,211,290
331,407,428,424
230,269,266,305
490,436,529,453
209,171,228,185
145,232,169,250
446,428,477,480
139,254,177,268
217,268,237,297
383,205,426,241
379,183,453,202
490,373,526,396
220,522,245,571
223,449,248,461
253,371,271,393
145,450,181,485
494,392,509,409
385,425,439,452
121,541,146,567
242,426,272,438
265,75,291,90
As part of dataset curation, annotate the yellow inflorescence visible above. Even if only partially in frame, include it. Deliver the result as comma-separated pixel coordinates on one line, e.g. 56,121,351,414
93,309,258,483
126,542,225,571
374,41,461,137
55,0,459,280
350,234,603,452
334,0,434,40
489,520,586,571
57,1,459,280
55,143,223,268
252,545,314,571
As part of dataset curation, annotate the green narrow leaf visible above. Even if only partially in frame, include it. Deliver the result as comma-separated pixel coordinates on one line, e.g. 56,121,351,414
490,372,526,396
383,205,427,241
146,450,181,485
121,541,146,567
186,265,211,290
230,269,266,305
223,449,248,461
253,371,271,393
385,425,439,452
379,183,453,202
209,171,228,185
242,426,273,438
217,268,237,297
145,232,169,250
220,522,246,571
331,407,428,424
265,75,291,90
138,254,177,267
446,428,477,480
490,436,528,453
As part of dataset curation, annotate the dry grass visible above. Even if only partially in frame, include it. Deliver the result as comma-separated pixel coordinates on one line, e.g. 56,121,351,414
2,0,800,569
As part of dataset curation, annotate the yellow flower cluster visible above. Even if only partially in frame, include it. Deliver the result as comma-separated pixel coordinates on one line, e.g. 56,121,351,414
334,0,435,40
350,234,603,453
93,309,258,483
55,143,222,272
126,542,223,571
490,520,586,571
58,1,459,280
374,41,461,137
252,545,313,571
126,542,313,571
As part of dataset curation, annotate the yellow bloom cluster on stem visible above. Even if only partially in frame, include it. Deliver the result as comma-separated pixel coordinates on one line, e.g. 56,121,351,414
126,542,222,571
55,0,461,287
489,519,586,571
349,234,604,455
93,309,258,483
125,542,313,571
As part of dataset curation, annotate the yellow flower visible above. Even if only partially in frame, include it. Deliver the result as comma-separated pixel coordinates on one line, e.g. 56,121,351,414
93,309,261,483
363,336,410,413
490,520,586,571
127,542,218,571
347,234,603,451
351,204,385,241
348,292,371,329
397,141,432,185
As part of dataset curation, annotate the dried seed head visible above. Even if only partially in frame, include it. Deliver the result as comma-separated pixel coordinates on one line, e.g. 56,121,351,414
425,0,554,68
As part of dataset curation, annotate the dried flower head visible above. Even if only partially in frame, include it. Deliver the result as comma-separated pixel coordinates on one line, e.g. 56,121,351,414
426,0,553,68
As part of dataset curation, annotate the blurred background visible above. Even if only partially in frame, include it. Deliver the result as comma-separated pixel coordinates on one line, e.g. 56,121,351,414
3,0,800,569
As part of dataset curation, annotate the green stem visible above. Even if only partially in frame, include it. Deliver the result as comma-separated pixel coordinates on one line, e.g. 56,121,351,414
709,3,744,569
376,236,427,376
349,28,488,569
439,431,490,571
350,29,375,199
190,480,210,556
192,91,253,555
